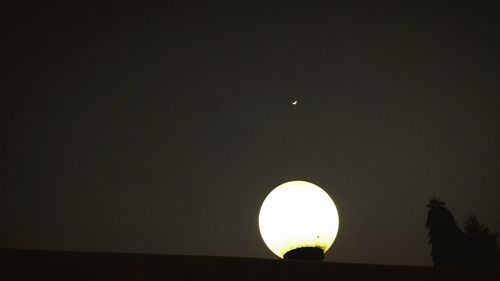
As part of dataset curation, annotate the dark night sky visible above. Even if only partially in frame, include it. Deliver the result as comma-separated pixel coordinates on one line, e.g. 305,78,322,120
1,1,499,266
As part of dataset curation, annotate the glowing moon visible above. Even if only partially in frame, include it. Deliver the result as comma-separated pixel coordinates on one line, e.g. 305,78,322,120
291,100,298,105
258,180,339,258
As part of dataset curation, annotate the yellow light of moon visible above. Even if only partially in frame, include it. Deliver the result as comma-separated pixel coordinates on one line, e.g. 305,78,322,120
258,180,339,259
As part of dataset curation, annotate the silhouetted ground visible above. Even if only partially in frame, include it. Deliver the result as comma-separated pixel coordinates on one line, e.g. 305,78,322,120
1,248,499,280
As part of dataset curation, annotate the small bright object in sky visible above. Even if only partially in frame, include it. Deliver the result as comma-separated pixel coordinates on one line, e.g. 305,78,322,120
291,100,298,105
258,180,340,259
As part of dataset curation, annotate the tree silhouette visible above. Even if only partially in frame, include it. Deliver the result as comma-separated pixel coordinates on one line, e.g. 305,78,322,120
464,214,499,267
426,197,466,266
426,197,499,268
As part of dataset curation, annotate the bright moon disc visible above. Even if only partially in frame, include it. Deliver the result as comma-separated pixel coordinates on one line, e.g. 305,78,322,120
258,180,339,258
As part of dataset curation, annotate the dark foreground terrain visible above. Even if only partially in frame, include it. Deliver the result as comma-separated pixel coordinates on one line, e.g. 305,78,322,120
1,248,498,280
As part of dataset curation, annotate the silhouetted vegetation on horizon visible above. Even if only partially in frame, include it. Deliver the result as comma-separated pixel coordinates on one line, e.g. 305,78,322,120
426,197,499,268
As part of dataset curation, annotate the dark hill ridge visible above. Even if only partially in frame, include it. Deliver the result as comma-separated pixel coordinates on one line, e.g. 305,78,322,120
1,248,499,280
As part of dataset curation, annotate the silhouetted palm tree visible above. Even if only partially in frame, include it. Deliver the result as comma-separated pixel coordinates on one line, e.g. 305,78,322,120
426,197,466,266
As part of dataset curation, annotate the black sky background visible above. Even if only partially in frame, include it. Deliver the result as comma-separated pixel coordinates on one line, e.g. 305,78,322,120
1,1,500,266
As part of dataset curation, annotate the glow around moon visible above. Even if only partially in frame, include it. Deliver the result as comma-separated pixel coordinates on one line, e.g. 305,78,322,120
258,180,339,258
